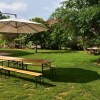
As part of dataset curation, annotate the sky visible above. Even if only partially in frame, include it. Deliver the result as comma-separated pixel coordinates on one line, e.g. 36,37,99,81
0,0,65,20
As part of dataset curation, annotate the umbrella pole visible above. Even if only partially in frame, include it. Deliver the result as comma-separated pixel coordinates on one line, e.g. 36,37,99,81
35,35,38,53
36,40,37,53
0,12,17,18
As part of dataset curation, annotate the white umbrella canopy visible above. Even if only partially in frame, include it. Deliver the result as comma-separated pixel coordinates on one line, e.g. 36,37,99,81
0,18,48,33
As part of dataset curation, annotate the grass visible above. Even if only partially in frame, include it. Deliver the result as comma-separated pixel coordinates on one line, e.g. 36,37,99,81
0,49,100,100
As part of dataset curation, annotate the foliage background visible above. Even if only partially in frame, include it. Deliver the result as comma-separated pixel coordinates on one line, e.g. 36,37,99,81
0,0,100,50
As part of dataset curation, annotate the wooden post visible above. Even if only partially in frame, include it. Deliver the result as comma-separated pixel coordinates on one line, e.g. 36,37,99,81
36,40,37,53
35,35,38,53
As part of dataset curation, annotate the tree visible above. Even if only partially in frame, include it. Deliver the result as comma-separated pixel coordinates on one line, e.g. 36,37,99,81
49,0,100,49
22,17,50,50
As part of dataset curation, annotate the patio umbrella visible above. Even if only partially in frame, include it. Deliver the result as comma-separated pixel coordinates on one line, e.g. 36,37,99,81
0,18,48,53
0,18,48,33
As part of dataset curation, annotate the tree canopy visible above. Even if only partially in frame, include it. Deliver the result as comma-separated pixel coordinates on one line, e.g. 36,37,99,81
49,0,100,49
23,0,100,50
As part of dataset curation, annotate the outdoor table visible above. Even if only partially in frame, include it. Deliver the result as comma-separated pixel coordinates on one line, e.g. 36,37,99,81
22,59,54,75
0,56,54,75
87,48,100,64
0,56,24,67
87,47,100,54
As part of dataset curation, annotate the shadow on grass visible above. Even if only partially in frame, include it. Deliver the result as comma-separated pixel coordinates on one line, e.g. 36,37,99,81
1,67,99,87
0,49,34,57
37,50,78,54
44,68,100,83
15,75,56,87
90,58,100,64
1,72,55,88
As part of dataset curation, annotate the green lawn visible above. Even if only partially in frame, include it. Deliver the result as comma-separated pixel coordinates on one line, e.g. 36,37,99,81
0,49,100,100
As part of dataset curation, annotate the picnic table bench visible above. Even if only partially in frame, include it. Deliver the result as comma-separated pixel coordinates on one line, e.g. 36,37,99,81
87,47,100,54
0,66,42,87
22,59,56,76
0,56,56,77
